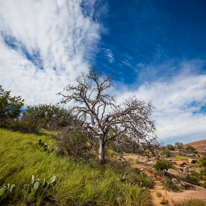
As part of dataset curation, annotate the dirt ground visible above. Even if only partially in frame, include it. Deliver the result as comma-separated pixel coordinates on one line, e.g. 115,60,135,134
123,155,206,206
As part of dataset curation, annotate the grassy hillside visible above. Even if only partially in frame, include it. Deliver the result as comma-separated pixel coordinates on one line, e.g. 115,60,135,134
0,128,152,206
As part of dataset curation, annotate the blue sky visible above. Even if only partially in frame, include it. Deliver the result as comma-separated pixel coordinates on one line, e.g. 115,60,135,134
0,0,206,144
94,0,206,84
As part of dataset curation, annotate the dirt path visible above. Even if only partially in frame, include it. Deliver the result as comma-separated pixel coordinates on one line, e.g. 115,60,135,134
124,155,172,205
143,170,175,206
123,155,206,206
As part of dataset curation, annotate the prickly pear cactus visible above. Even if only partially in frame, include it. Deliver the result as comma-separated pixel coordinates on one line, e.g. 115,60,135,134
24,184,30,191
49,176,56,184
31,175,35,184
0,188,4,196
0,183,15,197
34,182,40,190
42,178,47,189
10,184,15,192
24,175,56,193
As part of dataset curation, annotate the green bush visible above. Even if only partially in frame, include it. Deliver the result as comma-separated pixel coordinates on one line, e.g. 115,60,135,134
174,142,183,150
166,144,175,151
199,156,206,167
0,85,24,127
185,175,200,186
162,149,171,157
154,160,172,173
185,145,196,153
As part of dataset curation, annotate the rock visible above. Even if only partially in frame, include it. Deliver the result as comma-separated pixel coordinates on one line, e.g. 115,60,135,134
147,160,156,165
168,168,186,178
187,154,195,157
174,161,187,167
188,159,197,164
171,178,206,191
137,157,148,163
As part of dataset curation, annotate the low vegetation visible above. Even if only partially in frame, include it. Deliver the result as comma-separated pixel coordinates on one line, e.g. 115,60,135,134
0,128,152,205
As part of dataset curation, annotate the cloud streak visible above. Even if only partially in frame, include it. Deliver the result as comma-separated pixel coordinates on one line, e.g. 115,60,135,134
0,0,103,105
115,62,206,144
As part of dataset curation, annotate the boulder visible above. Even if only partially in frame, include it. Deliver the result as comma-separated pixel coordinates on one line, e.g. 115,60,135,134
171,178,206,191
147,160,156,165
167,168,186,178
137,157,148,163
188,159,197,164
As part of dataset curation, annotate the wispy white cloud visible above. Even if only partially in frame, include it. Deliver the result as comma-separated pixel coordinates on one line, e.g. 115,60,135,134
115,61,206,144
104,48,114,63
0,0,103,105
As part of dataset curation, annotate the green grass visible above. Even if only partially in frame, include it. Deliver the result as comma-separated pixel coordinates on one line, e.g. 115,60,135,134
174,155,190,160
0,128,152,206
129,158,138,165
105,149,119,157
175,199,206,206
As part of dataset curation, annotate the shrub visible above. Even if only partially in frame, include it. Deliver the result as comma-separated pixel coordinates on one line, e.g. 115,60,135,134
185,175,200,186
163,149,171,157
154,160,172,174
199,156,206,167
174,142,183,150
166,144,175,151
185,145,196,153
0,85,24,127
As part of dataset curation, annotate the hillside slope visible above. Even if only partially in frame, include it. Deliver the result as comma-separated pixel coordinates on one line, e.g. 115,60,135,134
0,128,151,206
185,139,206,150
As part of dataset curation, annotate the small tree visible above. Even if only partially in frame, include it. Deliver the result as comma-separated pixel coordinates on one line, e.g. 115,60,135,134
58,67,157,163
20,104,72,131
166,144,175,151
154,160,172,174
174,142,183,150
0,85,24,127
185,145,196,153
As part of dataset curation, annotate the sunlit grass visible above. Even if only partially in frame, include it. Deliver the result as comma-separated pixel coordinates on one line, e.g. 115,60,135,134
0,128,152,205
174,155,191,160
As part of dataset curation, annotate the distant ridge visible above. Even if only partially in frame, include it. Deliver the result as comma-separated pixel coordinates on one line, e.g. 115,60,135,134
184,139,206,150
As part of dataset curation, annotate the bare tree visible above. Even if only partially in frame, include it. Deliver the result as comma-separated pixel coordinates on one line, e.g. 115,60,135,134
58,67,157,163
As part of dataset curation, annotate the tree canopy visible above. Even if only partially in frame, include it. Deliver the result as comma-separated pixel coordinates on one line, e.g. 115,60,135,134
58,67,157,163
0,85,24,127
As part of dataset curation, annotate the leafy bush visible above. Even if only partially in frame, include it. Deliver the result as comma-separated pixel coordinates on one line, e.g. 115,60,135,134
0,85,24,127
199,156,206,167
20,104,73,132
174,142,183,150
185,145,196,153
154,160,172,173
56,124,96,161
185,175,200,186
162,149,171,157
166,144,175,151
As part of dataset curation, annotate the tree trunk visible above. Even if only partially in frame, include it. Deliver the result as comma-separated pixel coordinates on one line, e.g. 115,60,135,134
99,139,105,164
